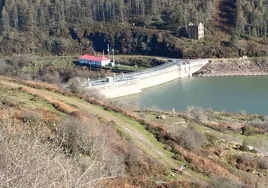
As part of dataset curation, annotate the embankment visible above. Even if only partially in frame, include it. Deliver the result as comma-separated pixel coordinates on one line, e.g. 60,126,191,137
193,58,268,77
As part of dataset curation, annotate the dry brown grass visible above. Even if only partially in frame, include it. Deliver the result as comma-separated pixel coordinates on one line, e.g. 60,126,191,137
103,178,207,188
0,75,72,95
24,80,60,91
19,87,78,114
0,76,247,185
171,143,242,183
77,97,243,182
40,109,61,123
110,106,243,182
0,114,127,188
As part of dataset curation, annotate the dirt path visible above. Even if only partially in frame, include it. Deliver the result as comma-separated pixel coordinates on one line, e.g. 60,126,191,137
0,79,204,180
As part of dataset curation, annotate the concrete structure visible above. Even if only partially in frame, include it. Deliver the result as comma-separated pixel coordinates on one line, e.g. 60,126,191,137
79,54,111,67
85,59,209,98
188,22,204,40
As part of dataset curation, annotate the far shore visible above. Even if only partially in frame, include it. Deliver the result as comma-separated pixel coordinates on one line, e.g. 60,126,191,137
194,72,268,77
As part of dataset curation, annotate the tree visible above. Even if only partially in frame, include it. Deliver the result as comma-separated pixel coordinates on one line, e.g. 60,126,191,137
10,4,18,29
117,0,124,22
17,0,29,30
0,116,125,188
0,7,10,33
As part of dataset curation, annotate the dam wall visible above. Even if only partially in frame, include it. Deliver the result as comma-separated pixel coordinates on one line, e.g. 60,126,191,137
91,79,142,98
88,59,209,98
135,65,180,89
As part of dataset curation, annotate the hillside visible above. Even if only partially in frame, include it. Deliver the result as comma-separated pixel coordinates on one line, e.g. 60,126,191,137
0,0,268,58
1,1,268,187
0,76,268,187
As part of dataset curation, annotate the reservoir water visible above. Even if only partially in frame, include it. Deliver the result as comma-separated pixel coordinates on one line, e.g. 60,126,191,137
116,76,268,115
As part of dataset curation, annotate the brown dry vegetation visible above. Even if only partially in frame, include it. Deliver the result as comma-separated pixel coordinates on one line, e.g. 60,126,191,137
0,80,193,187
19,87,77,114
172,143,241,183
1,76,268,187
0,107,172,187
0,114,126,188
7,80,254,185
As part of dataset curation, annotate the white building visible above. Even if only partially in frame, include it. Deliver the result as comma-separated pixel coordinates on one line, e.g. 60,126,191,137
188,22,204,40
79,54,111,67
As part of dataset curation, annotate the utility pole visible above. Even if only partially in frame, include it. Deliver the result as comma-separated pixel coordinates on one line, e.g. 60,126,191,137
107,44,110,59
112,48,115,62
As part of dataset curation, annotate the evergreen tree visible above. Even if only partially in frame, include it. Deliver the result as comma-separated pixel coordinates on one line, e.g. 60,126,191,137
0,7,10,33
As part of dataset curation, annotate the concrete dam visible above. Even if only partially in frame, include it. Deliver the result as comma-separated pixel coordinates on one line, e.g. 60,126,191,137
86,59,209,98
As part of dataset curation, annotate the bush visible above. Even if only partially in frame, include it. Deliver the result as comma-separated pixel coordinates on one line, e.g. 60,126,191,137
209,175,243,188
249,118,268,131
235,154,255,171
0,120,123,188
172,126,207,153
124,146,168,177
185,106,208,123
19,110,42,123
68,77,81,93
257,157,268,169
58,117,126,163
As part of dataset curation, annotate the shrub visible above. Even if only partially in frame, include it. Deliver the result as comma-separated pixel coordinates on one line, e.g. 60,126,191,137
185,106,208,123
40,72,61,84
257,157,268,169
58,117,126,160
0,60,13,74
172,126,207,153
0,116,125,188
19,110,42,123
68,77,81,93
124,146,168,177
249,118,268,131
235,154,255,171
209,175,243,188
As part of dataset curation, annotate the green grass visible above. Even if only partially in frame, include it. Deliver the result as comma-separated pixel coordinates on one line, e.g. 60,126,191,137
23,58,76,73
0,79,219,181
0,86,66,117
110,112,175,159
105,64,147,71
242,135,268,150
21,54,170,74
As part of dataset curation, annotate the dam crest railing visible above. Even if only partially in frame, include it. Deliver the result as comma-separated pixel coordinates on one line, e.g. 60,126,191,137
87,59,208,86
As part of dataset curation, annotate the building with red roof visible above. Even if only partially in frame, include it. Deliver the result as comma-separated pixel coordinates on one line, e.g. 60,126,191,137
79,54,111,67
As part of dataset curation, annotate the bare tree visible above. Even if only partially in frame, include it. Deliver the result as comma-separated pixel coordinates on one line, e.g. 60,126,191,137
0,115,125,188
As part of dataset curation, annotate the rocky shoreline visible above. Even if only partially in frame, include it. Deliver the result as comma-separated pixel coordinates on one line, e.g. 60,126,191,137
193,58,268,77
196,72,268,77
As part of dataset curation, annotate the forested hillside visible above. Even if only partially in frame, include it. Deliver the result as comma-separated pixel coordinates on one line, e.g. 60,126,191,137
0,0,216,30
236,0,268,37
0,0,268,57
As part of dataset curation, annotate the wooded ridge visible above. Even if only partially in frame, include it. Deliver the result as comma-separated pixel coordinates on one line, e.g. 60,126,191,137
0,0,268,57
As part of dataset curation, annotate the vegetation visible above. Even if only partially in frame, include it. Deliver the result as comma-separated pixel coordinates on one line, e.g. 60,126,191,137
1,0,268,187
0,76,268,187
0,117,125,188
0,0,268,57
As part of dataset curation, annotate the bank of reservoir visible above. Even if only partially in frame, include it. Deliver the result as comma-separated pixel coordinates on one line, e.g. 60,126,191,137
116,76,268,115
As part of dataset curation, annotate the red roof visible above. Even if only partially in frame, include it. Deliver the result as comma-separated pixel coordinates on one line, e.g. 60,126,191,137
79,54,110,61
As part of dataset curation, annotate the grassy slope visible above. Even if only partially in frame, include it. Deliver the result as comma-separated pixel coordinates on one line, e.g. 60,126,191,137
0,78,208,182
0,84,66,124
1,77,267,186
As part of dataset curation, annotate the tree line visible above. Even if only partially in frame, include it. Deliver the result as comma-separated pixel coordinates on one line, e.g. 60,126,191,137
235,0,268,38
0,0,268,37
0,0,216,33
